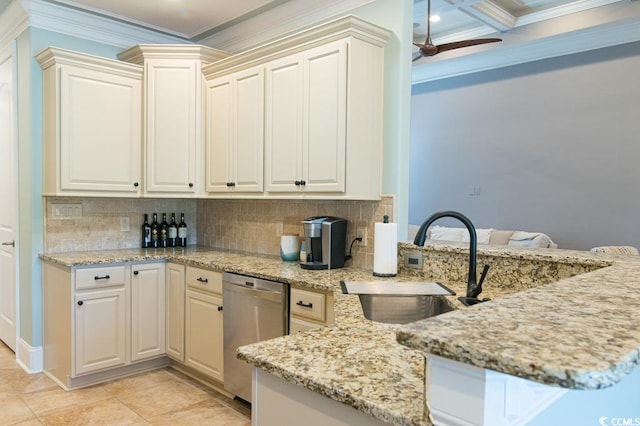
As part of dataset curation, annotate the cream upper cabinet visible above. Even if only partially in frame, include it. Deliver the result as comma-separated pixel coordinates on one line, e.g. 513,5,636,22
118,45,229,196
36,47,143,197
210,15,388,200
204,66,264,194
265,41,347,194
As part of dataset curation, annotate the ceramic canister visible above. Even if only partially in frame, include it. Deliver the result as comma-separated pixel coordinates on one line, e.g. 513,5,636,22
280,234,300,261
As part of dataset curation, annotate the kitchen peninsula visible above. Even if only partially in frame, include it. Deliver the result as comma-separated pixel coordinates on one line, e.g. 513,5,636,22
40,243,640,425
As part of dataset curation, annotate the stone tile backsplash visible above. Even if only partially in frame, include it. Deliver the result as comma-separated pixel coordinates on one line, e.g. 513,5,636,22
196,195,395,269
44,197,198,252
44,195,395,270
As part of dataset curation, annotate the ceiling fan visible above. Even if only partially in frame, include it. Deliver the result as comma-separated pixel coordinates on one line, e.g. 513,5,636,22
413,0,502,61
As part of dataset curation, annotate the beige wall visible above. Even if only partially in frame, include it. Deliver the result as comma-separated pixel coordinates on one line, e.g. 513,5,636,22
43,196,395,270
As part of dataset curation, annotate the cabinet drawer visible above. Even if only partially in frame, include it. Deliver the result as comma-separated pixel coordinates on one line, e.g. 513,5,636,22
186,266,222,294
76,265,127,290
290,287,326,322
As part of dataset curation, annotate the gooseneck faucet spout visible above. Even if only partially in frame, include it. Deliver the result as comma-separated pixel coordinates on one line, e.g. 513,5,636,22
413,210,488,299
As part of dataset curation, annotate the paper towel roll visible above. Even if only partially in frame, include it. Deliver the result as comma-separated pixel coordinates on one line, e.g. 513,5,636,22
373,221,398,277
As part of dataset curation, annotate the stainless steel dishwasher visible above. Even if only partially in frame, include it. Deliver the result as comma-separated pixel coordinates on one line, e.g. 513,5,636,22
222,272,288,403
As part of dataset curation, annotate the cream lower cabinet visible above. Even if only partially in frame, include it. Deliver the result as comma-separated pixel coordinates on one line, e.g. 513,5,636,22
165,262,185,362
74,286,127,374
289,286,334,334
36,47,143,197
184,267,224,382
43,261,167,390
131,262,166,361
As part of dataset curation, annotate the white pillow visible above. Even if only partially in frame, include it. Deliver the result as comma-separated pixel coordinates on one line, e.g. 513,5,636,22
508,233,552,248
462,228,493,245
429,226,465,242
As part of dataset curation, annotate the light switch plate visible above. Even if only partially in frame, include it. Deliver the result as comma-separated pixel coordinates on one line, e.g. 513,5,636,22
51,203,82,219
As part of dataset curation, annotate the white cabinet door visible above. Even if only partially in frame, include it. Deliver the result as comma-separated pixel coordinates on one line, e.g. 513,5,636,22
205,76,233,193
59,64,142,193
131,262,165,362
166,262,185,362
74,287,126,375
206,66,264,194
264,41,347,194
185,289,224,382
144,60,197,194
233,67,264,192
265,56,303,193
302,41,347,193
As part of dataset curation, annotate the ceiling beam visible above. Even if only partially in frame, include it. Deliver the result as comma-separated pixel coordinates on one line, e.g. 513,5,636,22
445,0,516,31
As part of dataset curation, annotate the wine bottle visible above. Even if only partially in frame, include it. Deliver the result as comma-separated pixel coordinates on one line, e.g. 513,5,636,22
160,213,168,248
177,213,187,247
168,213,178,247
150,213,159,248
141,214,151,248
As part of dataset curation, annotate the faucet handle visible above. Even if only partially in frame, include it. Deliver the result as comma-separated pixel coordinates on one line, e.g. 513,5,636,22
477,264,490,290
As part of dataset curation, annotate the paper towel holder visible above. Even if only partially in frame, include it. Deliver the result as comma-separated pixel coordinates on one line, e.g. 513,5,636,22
373,215,398,277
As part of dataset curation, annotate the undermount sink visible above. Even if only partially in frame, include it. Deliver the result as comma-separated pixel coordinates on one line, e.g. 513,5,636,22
340,281,456,324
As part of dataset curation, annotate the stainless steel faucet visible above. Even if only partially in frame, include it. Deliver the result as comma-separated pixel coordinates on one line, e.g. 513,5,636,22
413,210,489,302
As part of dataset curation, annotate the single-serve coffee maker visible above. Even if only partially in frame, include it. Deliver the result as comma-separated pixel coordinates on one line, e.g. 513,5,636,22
300,216,347,270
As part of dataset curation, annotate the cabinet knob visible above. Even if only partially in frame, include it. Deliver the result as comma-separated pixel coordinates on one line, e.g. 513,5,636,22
294,180,301,186
133,182,139,187
77,301,84,306
133,271,139,275
188,182,194,188
217,306,223,311
300,180,306,186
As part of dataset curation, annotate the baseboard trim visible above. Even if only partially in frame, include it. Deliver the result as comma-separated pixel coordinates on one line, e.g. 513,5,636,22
16,338,43,373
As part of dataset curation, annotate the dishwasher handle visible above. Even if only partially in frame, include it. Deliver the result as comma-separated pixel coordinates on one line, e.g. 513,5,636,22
223,281,284,303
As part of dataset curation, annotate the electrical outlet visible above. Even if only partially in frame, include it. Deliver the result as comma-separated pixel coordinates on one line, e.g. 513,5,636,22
356,227,368,246
51,203,82,219
120,217,130,232
405,253,423,269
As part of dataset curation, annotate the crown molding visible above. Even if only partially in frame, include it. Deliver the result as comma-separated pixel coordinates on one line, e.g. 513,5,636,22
20,0,189,48
202,14,390,78
35,46,143,78
412,13,640,84
117,44,230,66
196,0,376,53
0,0,29,50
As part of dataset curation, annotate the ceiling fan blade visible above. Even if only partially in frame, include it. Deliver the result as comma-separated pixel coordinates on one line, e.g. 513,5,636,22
436,38,502,54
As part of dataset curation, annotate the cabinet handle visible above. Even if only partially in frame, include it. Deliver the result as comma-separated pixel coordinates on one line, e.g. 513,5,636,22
296,300,313,308
196,277,208,283
294,180,301,186
226,182,232,187
133,271,139,275
133,182,139,187
1,240,14,247
217,306,223,311
77,301,84,306
230,182,236,187
188,182,194,188
300,180,306,186
94,275,110,281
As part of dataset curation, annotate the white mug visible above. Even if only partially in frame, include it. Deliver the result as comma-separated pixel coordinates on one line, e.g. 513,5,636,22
280,234,300,261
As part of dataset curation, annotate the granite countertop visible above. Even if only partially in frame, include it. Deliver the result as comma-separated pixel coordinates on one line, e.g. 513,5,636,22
39,244,640,424
40,246,436,425
397,249,640,390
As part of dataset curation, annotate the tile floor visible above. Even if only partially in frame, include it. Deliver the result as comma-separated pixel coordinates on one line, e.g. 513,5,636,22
0,342,251,425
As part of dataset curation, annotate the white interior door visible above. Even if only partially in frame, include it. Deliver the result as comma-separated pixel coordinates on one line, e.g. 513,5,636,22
0,50,17,351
